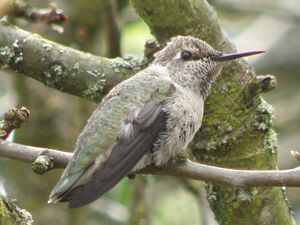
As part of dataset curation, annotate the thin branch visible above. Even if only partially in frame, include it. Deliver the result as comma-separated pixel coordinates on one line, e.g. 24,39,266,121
143,160,300,187
0,140,71,169
0,1,68,33
1,139,300,187
13,2,68,25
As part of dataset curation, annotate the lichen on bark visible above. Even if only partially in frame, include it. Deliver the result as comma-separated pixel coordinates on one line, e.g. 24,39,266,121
0,197,33,225
0,22,146,103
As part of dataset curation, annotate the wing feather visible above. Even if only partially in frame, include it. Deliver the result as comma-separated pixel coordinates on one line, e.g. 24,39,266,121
69,104,167,207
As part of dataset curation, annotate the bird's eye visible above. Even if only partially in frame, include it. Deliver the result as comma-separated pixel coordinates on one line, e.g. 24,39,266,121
180,50,192,60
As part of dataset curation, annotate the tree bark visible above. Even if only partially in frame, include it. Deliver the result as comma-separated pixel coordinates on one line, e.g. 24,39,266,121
0,22,146,102
0,0,296,224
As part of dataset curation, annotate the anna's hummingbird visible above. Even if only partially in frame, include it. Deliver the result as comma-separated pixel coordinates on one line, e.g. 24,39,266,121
48,36,263,208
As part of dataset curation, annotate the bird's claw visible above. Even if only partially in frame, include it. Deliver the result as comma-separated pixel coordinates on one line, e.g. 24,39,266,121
127,174,136,180
172,152,188,165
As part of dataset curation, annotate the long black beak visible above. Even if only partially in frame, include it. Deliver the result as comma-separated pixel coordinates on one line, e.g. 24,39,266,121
211,50,265,62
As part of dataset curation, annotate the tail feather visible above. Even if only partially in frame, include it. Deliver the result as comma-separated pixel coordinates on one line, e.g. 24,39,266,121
48,162,95,204
69,134,148,207
48,174,82,204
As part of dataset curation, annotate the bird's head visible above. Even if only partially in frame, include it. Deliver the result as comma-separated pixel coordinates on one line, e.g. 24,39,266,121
153,36,263,97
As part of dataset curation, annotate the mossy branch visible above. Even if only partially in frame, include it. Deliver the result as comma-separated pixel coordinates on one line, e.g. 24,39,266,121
0,20,146,102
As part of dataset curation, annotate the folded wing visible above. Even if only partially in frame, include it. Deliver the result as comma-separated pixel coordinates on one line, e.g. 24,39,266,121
48,75,174,208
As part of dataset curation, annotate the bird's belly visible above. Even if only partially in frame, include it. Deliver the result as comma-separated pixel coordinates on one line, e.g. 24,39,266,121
132,113,202,172
152,92,204,167
132,90,204,171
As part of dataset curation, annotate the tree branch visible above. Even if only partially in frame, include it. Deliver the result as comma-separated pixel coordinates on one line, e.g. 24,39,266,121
13,1,68,25
1,139,300,187
1,0,68,25
0,21,146,102
0,140,71,169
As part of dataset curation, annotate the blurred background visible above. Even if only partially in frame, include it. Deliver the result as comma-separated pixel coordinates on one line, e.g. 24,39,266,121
0,0,299,224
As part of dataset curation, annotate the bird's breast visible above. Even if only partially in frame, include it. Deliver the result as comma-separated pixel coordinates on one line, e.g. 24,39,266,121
152,88,204,166
172,89,204,145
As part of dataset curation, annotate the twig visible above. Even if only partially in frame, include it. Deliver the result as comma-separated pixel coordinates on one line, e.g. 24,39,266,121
1,139,300,187
0,140,71,169
13,1,68,25
0,107,30,140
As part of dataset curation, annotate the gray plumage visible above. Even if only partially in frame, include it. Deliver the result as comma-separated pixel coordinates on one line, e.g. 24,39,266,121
48,36,263,208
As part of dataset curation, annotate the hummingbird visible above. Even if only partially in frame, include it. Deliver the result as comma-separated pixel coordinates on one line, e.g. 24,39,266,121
48,36,263,208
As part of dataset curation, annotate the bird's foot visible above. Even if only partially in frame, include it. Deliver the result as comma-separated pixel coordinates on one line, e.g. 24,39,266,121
127,173,136,180
172,152,188,165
